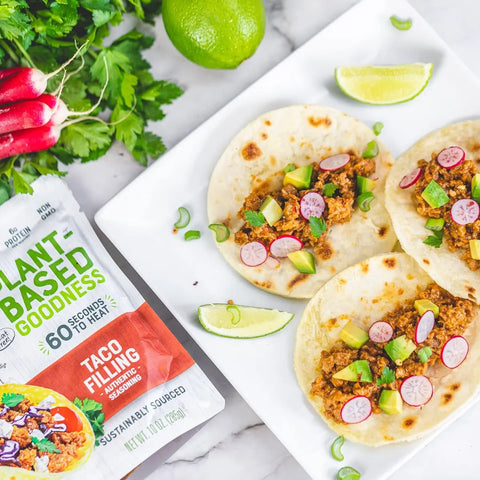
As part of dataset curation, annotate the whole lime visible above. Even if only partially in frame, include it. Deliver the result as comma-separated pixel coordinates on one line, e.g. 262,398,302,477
161,0,266,69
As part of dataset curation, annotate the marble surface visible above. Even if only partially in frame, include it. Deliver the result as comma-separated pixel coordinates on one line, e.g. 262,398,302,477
62,1,480,478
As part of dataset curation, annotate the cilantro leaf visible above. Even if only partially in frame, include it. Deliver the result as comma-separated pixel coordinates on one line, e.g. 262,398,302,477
245,210,265,227
74,397,105,445
309,216,327,238
32,437,61,453
1,392,25,407
423,229,443,248
61,122,113,160
323,183,339,197
376,367,396,386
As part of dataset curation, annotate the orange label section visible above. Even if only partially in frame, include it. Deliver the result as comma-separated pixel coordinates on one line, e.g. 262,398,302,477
29,303,194,420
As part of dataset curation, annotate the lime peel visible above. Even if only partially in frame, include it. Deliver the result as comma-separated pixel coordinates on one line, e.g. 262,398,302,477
198,304,294,338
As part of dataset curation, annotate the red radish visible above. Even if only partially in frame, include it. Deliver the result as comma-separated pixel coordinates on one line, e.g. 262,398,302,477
240,241,268,267
37,94,70,125
451,198,480,225
0,67,27,81
0,100,52,135
415,310,435,344
400,375,433,406
319,153,350,171
368,321,393,343
441,335,469,369
269,235,302,257
399,167,423,189
340,396,372,424
300,192,325,220
264,256,280,269
437,146,465,169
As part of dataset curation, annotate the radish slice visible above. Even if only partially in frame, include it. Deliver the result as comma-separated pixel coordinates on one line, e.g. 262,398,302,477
240,241,268,267
451,199,480,225
441,335,469,369
415,310,435,344
319,153,350,171
368,321,393,343
399,167,423,189
340,396,372,424
264,256,280,269
300,192,325,220
400,375,433,406
437,146,465,169
269,235,302,258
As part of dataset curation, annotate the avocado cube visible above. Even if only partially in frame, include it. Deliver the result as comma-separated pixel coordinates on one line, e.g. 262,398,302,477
356,175,377,194
339,322,369,349
424,218,445,232
421,180,449,208
287,250,316,274
470,239,480,260
414,299,439,318
332,360,372,382
384,335,416,364
260,196,283,226
378,390,403,415
472,174,480,202
283,165,313,189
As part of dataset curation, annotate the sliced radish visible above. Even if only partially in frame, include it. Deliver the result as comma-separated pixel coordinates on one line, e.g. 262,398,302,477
441,335,469,369
437,146,465,169
269,235,302,258
340,396,372,424
264,256,280,269
368,321,393,343
300,192,325,220
415,310,435,344
400,375,433,407
399,167,423,189
319,153,350,171
240,241,268,267
451,199,480,225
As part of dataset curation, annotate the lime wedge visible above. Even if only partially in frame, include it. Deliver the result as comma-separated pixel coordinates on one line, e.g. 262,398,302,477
335,63,433,105
198,304,294,338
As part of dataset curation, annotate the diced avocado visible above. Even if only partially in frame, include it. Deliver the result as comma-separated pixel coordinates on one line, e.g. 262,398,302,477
378,390,403,415
260,196,283,226
470,239,480,260
472,174,480,202
356,175,377,194
339,322,369,349
283,165,313,189
283,163,296,174
414,299,439,318
424,218,445,232
332,360,372,382
287,250,316,274
384,335,416,364
421,180,449,208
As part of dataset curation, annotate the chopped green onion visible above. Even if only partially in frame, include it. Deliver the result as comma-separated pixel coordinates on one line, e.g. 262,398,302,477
357,192,375,212
174,206,191,229
226,305,241,325
362,140,379,159
425,218,445,232
184,230,201,241
421,180,449,208
208,223,230,242
337,466,361,480
330,435,345,461
283,163,296,174
372,122,384,136
418,346,432,363
390,15,412,31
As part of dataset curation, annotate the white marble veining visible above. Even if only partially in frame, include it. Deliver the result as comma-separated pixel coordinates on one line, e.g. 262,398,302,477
62,1,480,478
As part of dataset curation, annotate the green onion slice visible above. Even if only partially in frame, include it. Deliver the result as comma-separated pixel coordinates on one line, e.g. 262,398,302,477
184,230,201,241
418,346,432,363
390,15,413,31
174,207,191,229
357,192,375,212
362,140,379,159
330,435,345,461
337,466,361,480
208,223,230,242
227,305,241,325
372,122,384,136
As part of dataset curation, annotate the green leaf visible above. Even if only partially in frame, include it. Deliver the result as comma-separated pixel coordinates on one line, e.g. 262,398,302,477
245,210,265,227
32,437,61,453
322,183,339,197
1,392,25,407
141,80,183,104
12,170,33,195
376,366,396,386
309,216,327,238
60,122,113,158
112,106,144,152
0,178,12,205
120,73,138,108
423,229,443,248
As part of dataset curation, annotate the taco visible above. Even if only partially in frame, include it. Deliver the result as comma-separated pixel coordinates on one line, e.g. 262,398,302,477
294,252,480,445
0,384,94,479
207,105,396,298
385,120,480,303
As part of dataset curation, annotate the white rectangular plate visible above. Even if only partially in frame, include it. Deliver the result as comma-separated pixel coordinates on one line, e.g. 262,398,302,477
95,0,480,478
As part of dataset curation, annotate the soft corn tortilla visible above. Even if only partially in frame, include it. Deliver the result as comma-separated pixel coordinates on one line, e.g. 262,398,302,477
0,384,95,479
385,120,480,303
207,105,396,298
294,252,480,445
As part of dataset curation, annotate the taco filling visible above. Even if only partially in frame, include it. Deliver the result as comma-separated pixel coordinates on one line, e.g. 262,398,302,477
0,393,87,473
311,283,475,424
402,146,480,270
234,152,377,268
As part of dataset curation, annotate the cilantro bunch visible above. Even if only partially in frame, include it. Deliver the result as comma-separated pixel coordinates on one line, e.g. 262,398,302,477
0,0,182,196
